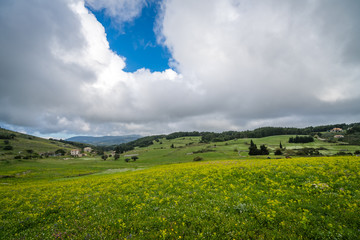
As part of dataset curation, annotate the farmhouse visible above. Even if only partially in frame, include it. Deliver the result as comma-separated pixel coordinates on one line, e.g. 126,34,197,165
84,147,92,153
330,128,343,132
70,149,81,156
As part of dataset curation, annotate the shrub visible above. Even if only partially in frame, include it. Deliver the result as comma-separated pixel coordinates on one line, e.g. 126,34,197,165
274,149,283,155
3,145,13,151
55,149,66,156
335,151,352,156
193,156,203,161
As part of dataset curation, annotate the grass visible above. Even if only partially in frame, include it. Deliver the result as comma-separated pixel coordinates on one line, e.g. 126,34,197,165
0,128,75,161
1,132,360,238
1,156,359,239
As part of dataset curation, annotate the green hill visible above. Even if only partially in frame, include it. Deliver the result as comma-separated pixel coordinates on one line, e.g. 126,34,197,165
0,128,78,161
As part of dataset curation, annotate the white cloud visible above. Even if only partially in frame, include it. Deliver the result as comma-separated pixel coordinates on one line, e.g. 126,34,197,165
158,0,360,122
0,0,360,137
85,0,147,26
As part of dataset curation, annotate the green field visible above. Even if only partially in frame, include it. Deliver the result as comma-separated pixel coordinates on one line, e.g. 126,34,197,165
1,156,359,239
1,131,360,239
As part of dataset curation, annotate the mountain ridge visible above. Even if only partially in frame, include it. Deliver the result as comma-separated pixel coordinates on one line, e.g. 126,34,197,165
66,135,142,146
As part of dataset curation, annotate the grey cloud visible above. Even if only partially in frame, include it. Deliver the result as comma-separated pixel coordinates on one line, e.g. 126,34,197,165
1,0,360,137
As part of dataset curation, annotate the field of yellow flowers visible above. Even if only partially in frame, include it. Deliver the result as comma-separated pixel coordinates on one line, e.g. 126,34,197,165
1,156,359,239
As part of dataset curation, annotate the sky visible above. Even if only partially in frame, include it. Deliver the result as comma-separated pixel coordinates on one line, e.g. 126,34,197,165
0,0,360,138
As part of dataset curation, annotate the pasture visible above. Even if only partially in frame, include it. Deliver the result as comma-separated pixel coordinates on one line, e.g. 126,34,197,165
1,156,359,239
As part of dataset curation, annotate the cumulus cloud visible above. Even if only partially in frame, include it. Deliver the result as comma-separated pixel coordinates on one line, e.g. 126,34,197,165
0,0,360,137
159,0,360,127
85,0,147,28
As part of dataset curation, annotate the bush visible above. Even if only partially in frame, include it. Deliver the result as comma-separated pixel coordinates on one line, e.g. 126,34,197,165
354,150,360,155
335,151,352,156
55,149,66,156
125,158,130,163
193,156,203,161
3,145,13,151
14,155,22,159
274,149,282,155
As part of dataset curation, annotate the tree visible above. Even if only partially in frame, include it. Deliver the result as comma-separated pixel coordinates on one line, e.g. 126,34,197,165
114,153,120,160
248,140,259,155
125,158,130,162
260,145,269,155
279,142,283,149
274,149,282,155
101,154,108,161
249,140,269,155
170,144,175,148
55,149,66,156
131,156,138,161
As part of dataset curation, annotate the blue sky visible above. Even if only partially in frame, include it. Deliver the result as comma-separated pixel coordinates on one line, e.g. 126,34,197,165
88,2,171,72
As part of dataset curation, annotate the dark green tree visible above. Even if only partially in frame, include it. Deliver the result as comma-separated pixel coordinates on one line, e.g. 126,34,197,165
55,149,66,156
260,145,269,155
249,140,259,155
274,149,282,155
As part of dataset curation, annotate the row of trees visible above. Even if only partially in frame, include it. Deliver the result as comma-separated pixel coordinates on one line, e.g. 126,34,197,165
248,140,269,155
288,136,314,143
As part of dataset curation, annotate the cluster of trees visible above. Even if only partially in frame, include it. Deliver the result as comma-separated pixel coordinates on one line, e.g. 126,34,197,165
248,140,269,155
0,133,16,139
114,135,165,154
288,136,314,143
165,132,201,140
125,156,138,162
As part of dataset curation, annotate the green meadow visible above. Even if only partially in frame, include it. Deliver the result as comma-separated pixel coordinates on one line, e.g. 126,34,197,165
1,130,360,239
1,156,359,239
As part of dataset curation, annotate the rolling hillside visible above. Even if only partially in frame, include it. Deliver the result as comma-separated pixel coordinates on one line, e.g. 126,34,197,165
0,128,79,161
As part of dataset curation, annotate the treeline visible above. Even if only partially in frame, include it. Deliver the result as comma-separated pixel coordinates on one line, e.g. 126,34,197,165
114,135,166,153
58,139,93,149
288,136,314,143
165,131,201,140
112,123,360,152
0,134,16,139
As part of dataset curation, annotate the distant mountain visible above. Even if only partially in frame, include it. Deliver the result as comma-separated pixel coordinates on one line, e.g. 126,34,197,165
65,135,142,146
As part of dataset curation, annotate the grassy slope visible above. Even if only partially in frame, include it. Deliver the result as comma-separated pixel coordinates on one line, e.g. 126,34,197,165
122,135,360,164
1,156,359,239
0,128,75,161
